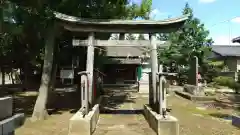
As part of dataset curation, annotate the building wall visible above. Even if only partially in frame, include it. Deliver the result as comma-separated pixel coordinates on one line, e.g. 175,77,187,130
237,59,240,71
225,57,238,71
222,57,239,81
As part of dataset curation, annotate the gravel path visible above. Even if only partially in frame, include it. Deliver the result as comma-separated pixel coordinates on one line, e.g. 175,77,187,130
93,89,155,135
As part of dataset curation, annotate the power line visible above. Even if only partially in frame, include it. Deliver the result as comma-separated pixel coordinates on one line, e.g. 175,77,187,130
209,16,240,28
209,16,240,45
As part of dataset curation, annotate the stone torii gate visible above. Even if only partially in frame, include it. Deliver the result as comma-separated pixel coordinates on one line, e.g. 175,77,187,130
54,12,188,135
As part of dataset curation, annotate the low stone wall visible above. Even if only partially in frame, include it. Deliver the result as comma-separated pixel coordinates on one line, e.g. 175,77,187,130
143,105,179,135
175,91,216,102
0,96,25,135
68,97,102,135
232,115,240,128
184,84,204,96
0,113,25,135
0,97,12,120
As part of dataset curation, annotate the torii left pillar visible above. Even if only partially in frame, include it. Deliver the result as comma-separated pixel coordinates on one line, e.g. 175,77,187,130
86,32,95,107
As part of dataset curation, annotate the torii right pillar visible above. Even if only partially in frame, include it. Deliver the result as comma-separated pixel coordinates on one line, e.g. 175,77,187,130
149,33,158,111
145,33,179,135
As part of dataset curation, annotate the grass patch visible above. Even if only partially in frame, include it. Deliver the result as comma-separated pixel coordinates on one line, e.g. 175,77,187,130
184,106,217,116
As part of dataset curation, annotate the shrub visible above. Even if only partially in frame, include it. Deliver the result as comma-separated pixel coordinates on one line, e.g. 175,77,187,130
213,76,240,93
213,76,233,86
177,67,188,86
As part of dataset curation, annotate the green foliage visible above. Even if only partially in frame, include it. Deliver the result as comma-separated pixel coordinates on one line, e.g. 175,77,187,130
201,60,225,83
0,0,152,67
178,67,189,85
138,34,146,40
158,3,213,83
213,76,234,86
126,34,136,40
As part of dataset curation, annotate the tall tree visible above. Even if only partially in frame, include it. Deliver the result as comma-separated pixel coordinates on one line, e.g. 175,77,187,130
158,3,213,79
32,24,56,121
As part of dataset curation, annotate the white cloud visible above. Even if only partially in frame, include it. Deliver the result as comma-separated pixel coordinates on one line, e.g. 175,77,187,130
199,0,216,3
231,17,240,23
149,9,169,20
213,35,240,45
150,9,160,19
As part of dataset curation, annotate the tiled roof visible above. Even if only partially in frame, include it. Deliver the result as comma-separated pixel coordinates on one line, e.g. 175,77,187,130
212,45,240,57
232,36,240,43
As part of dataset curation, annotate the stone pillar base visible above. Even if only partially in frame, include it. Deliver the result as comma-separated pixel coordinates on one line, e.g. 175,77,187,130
68,97,102,135
143,104,179,135
68,104,100,135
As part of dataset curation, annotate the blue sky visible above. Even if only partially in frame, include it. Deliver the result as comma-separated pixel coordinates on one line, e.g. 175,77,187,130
135,0,240,45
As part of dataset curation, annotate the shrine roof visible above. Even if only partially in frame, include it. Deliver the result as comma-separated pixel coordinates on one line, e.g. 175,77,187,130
54,12,189,33
106,41,169,57
212,45,240,57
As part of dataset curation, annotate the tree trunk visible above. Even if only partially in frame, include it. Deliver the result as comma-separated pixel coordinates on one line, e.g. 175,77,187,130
22,63,29,91
10,71,14,84
1,67,5,86
50,43,59,90
31,25,56,121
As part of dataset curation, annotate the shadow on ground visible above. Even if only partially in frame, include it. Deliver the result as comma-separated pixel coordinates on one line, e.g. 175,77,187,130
1,87,82,117
209,113,232,120
100,88,142,115
101,109,143,114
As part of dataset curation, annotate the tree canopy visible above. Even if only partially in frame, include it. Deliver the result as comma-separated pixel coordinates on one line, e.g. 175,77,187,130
0,0,154,120
158,3,213,82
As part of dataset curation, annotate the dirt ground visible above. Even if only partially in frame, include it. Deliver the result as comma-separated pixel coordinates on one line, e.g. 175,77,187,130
14,89,240,135
8,90,81,135
168,94,240,135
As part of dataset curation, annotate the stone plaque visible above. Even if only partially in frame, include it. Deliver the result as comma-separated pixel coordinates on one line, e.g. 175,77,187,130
188,56,198,86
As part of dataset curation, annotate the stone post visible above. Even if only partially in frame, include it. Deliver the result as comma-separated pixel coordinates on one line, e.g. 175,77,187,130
188,56,198,86
159,75,167,115
81,74,89,114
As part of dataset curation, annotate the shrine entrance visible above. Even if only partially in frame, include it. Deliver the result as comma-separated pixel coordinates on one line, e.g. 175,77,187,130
54,12,189,135
103,64,138,85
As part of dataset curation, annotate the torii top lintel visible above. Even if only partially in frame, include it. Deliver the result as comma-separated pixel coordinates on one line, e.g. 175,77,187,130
54,12,189,33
